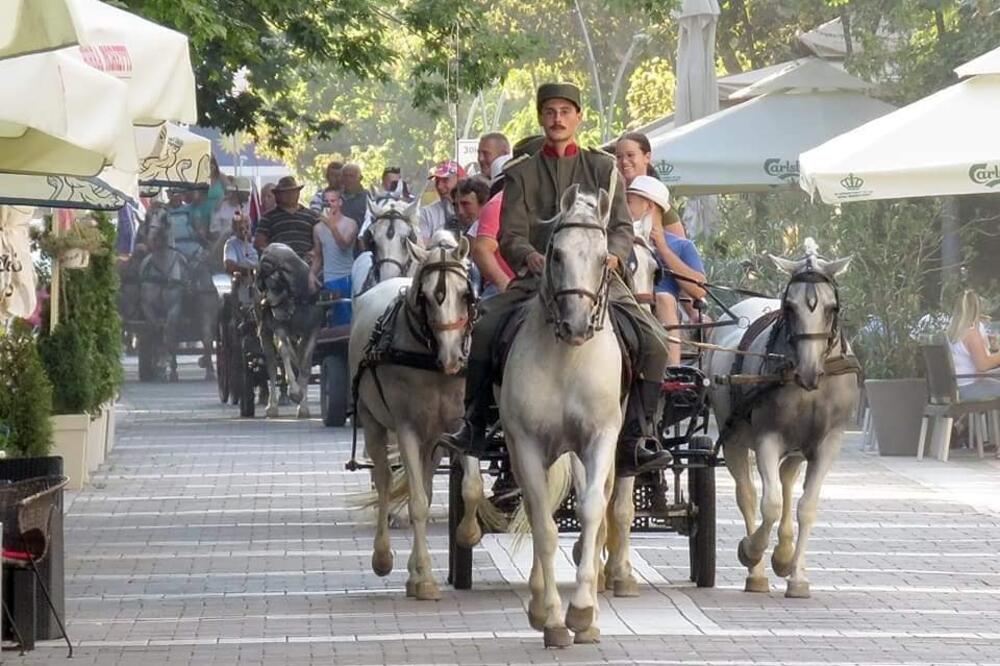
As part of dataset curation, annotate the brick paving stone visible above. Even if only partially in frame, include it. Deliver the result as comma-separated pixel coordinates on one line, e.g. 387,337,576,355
8,356,1000,664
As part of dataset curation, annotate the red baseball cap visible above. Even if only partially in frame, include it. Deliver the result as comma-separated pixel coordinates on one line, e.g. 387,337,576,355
429,160,466,180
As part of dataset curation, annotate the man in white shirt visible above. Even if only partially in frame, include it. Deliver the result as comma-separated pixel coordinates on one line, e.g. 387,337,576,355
418,160,465,244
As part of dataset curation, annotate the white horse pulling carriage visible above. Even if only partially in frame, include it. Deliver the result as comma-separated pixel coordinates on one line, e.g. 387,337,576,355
346,182,861,646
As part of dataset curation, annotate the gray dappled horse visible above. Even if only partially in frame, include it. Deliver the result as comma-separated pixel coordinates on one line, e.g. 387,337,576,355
708,240,859,599
185,233,226,379
138,211,187,381
257,243,325,418
500,185,623,647
349,239,484,601
353,197,422,296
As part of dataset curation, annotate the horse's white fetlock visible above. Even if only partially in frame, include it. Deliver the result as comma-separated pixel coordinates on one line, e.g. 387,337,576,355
785,579,811,598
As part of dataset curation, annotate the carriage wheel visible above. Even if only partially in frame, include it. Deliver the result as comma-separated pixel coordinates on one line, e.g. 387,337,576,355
137,333,157,382
687,435,716,588
216,316,229,403
321,353,349,427
239,337,256,418
227,322,244,405
448,456,473,590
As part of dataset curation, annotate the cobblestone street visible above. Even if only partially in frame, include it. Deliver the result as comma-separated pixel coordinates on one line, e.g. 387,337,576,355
12,357,1000,665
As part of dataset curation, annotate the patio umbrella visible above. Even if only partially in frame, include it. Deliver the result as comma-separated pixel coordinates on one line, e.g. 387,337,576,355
0,205,37,322
650,59,894,195
799,47,1000,203
0,49,137,178
137,123,212,189
673,0,720,235
65,0,197,126
0,0,82,60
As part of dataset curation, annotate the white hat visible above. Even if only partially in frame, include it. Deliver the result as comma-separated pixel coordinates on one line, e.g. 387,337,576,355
490,153,512,186
626,175,671,212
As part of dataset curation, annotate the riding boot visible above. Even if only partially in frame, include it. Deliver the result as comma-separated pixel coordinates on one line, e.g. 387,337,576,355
617,379,673,477
437,359,493,457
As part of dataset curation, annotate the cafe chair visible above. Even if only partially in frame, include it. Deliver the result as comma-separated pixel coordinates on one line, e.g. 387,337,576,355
1,475,72,657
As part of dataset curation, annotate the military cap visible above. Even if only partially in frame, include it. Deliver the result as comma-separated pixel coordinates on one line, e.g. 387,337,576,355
536,82,582,111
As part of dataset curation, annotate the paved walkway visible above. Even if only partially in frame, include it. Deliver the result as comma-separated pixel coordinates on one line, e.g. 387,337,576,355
12,357,1000,665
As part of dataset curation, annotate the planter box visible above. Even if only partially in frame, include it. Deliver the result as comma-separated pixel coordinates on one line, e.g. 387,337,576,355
865,378,927,456
86,409,107,473
50,413,89,489
103,401,117,455
0,456,65,642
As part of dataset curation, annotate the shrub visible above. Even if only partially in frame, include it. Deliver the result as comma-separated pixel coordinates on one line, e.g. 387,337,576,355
0,320,54,457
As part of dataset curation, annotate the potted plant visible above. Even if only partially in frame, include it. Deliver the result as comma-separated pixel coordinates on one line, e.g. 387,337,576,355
36,218,105,271
0,319,66,642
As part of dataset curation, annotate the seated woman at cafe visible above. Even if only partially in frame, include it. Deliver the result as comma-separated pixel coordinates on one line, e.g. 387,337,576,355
948,289,1000,400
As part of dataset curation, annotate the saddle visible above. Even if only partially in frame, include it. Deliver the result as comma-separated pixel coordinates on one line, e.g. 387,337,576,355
490,301,639,399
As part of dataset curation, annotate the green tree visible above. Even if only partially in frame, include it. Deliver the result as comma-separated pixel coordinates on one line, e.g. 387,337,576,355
0,321,54,457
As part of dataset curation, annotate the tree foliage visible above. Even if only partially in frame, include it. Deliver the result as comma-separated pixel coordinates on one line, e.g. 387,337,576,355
0,321,54,457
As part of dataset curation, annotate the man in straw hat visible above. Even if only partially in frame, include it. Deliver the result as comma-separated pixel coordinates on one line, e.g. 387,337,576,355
254,176,320,263
440,82,672,476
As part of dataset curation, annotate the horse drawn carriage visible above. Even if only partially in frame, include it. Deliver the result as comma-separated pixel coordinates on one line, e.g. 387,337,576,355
214,247,355,423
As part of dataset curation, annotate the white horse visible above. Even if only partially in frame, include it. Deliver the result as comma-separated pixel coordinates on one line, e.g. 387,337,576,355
352,197,422,296
601,217,660,597
349,239,487,600
501,185,623,647
708,240,858,598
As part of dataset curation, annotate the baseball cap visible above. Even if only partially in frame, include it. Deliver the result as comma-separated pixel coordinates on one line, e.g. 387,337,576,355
429,160,466,180
626,175,671,213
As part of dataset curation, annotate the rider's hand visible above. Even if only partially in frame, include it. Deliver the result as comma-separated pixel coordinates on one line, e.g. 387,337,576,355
606,254,620,273
526,252,546,275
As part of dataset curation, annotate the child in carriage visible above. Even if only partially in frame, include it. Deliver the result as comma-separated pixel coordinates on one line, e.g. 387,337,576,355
625,176,707,365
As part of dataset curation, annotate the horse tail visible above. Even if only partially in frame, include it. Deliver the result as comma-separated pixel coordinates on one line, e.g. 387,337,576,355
507,453,574,548
346,446,410,513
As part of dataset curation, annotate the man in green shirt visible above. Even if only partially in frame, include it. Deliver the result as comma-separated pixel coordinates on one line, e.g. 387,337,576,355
441,82,672,476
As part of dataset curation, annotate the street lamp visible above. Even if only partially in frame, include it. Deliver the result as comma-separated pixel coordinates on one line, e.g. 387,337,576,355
604,31,651,142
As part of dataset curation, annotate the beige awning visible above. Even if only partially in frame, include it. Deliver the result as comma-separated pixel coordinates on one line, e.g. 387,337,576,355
0,0,82,60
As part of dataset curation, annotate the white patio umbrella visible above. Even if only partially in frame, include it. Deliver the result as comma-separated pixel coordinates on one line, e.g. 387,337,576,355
0,49,137,177
137,123,212,189
650,60,895,195
673,0,721,235
65,0,197,126
799,47,1000,203
0,205,37,322
0,0,82,60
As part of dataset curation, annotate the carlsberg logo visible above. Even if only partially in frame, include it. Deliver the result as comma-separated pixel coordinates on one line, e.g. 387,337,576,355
763,158,799,181
969,163,1000,188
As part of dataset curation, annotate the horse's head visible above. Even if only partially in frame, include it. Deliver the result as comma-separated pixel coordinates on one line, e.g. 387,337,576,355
540,184,612,346
365,197,420,282
257,243,311,322
406,237,475,375
628,215,660,310
147,207,171,252
770,238,852,391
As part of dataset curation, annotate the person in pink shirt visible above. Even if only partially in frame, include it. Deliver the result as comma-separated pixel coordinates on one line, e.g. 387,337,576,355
470,154,515,297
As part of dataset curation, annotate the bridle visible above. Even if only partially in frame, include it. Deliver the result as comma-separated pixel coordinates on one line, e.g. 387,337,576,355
627,237,659,306
366,210,417,282
403,249,477,359
779,258,842,356
540,216,611,343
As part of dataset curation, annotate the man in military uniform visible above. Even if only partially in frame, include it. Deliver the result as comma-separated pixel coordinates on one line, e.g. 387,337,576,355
440,82,672,476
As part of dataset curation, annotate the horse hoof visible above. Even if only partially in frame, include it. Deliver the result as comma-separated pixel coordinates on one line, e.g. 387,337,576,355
574,627,601,644
737,538,761,568
405,580,417,598
415,581,441,601
571,539,582,566
771,553,794,579
296,406,310,419
613,577,640,598
456,522,482,549
785,580,810,599
265,406,280,418
744,576,770,593
372,551,393,577
565,605,593,633
543,626,572,649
